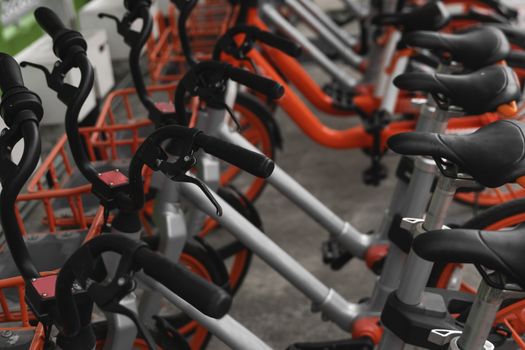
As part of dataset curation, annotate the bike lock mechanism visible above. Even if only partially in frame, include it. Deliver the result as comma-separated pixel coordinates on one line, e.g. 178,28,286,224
174,60,285,126
55,234,232,350
212,24,303,62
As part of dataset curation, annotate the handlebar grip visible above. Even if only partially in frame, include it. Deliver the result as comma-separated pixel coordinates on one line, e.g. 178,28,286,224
135,248,232,319
34,7,66,39
507,51,525,69
124,0,152,11
256,31,302,58
195,133,275,178
227,67,284,100
0,54,25,94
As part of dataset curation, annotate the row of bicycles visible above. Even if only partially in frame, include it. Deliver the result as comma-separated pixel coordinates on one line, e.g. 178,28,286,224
2,0,525,348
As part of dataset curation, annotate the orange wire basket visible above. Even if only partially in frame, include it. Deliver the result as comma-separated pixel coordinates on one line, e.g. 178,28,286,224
17,83,181,233
0,209,105,350
94,83,178,127
147,0,238,83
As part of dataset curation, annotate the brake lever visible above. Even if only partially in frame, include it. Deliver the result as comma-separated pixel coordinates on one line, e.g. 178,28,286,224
206,95,242,132
98,12,140,47
20,61,62,92
189,72,242,131
176,173,223,216
21,60,78,105
157,155,223,215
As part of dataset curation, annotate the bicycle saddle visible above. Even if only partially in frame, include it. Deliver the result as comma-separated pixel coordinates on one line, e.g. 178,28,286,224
490,24,525,48
372,2,450,31
393,65,521,115
413,225,525,289
387,120,525,188
402,27,510,69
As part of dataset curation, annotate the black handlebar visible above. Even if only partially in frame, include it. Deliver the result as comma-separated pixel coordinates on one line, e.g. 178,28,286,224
0,54,43,128
174,61,284,125
124,0,152,11
194,133,275,178
134,248,232,318
0,54,26,94
0,53,43,280
212,25,302,61
34,6,65,39
228,66,284,100
34,7,87,61
56,235,232,337
256,30,302,57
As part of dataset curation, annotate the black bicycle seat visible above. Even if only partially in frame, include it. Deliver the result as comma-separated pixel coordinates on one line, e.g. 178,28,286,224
489,24,525,48
413,225,525,289
387,120,525,188
393,65,521,115
402,27,510,69
372,2,450,31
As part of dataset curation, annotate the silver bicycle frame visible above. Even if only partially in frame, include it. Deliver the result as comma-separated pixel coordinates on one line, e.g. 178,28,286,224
280,0,362,67
297,0,361,46
260,3,358,89
378,174,470,350
342,0,369,19
179,179,370,330
104,227,143,350
138,273,275,349
138,180,190,326
216,113,375,258
373,30,401,99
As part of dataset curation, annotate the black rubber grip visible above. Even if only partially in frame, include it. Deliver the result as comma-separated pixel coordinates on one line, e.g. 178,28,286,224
34,7,66,39
507,51,525,69
257,31,302,58
195,133,275,178
134,248,232,319
228,67,284,100
0,54,25,94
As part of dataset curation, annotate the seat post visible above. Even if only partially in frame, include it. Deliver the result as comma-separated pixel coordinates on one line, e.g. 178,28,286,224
376,64,457,243
395,175,458,307
378,175,467,350
452,280,503,350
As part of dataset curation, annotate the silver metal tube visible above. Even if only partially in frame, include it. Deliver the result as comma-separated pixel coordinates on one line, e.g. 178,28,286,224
297,0,359,47
104,226,142,350
284,0,362,67
362,41,383,85
423,176,456,231
138,273,274,350
261,3,357,89
401,157,436,218
139,180,189,325
103,293,140,350
396,176,457,305
395,250,435,305
373,30,401,98
366,244,407,311
382,0,398,13
380,54,409,113
376,179,409,241
342,0,369,18
217,124,373,258
179,181,360,329
457,281,503,350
